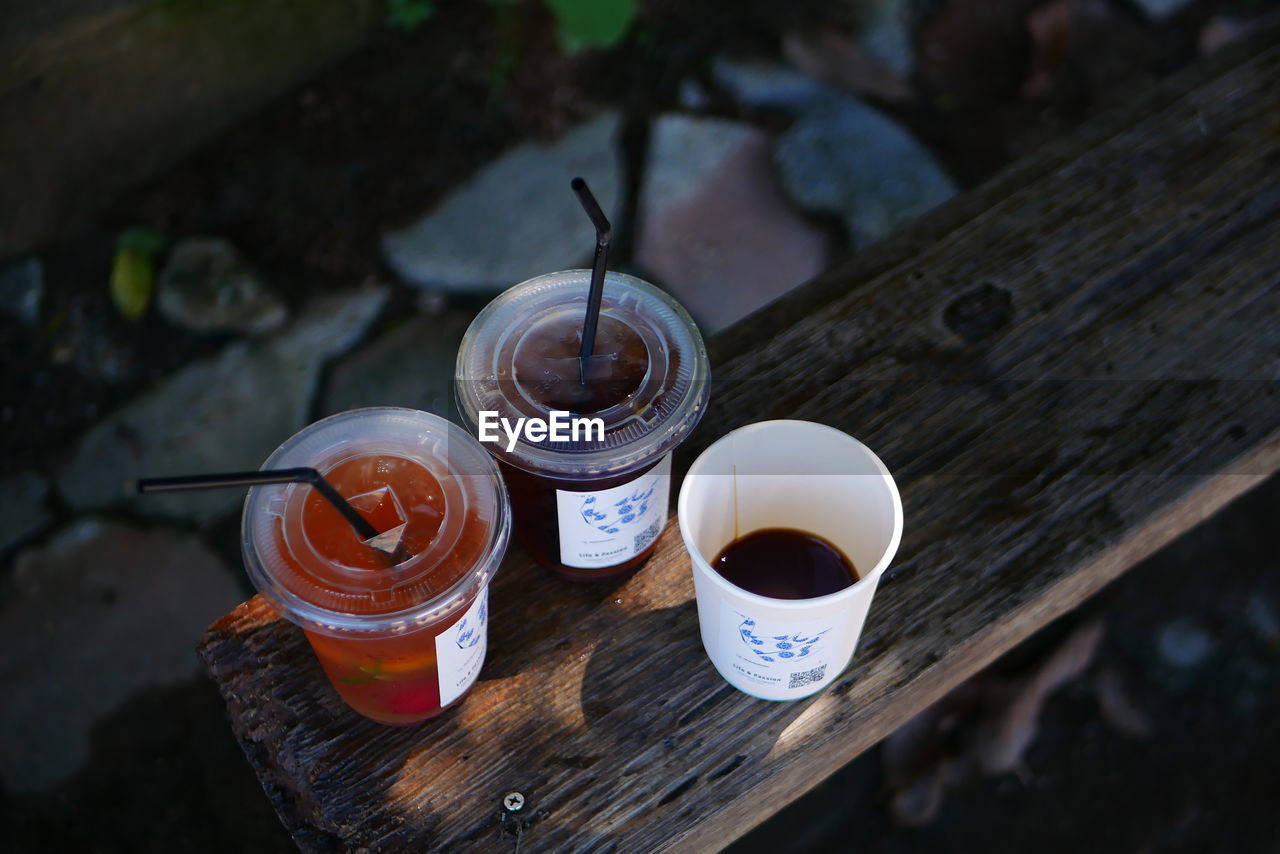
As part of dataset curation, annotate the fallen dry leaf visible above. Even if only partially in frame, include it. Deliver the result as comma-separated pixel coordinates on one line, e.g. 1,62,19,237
889,764,945,827
1199,16,1252,55
1094,666,1151,738
977,620,1104,774
880,620,1105,827
1020,0,1156,103
882,680,983,789
1022,0,1073,99
882,707,943,790
917,0,1044,107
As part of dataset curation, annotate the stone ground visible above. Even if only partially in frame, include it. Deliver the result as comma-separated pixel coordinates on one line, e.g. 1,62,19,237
2,0,1277,850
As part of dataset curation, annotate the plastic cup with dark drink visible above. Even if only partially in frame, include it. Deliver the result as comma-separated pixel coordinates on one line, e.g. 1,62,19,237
240,407,510,725
678,420,903,700
455,269,710,581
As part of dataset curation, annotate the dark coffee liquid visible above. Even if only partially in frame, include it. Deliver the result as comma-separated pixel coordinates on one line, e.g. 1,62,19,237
712,528,857,599
511,314,648,414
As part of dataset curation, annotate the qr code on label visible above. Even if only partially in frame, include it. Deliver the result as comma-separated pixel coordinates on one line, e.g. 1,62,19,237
788,665,827,689
633,520,661,554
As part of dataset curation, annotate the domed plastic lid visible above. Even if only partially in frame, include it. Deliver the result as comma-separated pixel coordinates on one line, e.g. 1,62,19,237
241,408,510,636
455,270,710,477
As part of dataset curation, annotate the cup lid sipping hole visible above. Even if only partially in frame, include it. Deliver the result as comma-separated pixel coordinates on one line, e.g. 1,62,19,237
340,486,406,555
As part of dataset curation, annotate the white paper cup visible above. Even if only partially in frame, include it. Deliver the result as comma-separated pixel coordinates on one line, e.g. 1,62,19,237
678,420,903,700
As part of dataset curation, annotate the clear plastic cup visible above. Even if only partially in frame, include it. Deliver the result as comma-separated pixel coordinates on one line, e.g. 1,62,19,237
455,270,710,581
242,407,510,725
679,420,903,700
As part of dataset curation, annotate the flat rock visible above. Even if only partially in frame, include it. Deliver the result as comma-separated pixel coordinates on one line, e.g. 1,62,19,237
0,520,242,793
776,97,956,247
711,59,833,112
1245,594,1279,645
49,294,135,382
856,0,913,76
322,310,475,419
1200,16,1252,55
383,112,622,292
56,287,387,524
678,77,711,111
636,115,830,334
157,237,287,335
1134,0,1194,21
0,257,43,324
0,470,51,553
1158,619,1214,669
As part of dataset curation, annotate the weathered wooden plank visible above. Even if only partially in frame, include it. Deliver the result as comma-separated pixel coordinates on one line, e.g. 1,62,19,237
199,24,1280,854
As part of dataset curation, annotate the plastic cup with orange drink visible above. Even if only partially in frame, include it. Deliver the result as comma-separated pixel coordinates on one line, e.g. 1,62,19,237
239,407,510,725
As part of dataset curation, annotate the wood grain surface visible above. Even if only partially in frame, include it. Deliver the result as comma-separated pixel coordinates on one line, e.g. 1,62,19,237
199,24,1280,854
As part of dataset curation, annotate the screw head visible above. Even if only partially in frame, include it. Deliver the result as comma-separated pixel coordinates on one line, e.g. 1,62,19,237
503,791,525,812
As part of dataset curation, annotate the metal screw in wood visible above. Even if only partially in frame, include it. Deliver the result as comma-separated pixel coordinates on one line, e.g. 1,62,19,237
503,792,524,812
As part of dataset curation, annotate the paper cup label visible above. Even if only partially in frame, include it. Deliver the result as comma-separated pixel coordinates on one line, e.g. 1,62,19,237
718,602,845,693
555,454,672,569
435,587,489,707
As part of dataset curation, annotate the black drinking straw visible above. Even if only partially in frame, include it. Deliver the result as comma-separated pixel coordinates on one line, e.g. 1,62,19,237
135,467,381,542
571,176,612,385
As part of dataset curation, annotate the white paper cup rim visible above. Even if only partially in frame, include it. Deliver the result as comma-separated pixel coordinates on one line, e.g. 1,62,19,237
678,420,903,611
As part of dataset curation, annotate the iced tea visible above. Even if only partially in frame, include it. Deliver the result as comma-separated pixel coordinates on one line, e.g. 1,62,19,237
242,408,509,725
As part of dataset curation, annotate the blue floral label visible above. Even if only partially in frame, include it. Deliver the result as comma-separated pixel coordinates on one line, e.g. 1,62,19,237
555,454,672,569
436,587,489,706
719,603,842,694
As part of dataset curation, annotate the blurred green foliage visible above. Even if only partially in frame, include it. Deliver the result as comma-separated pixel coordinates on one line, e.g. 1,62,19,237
385,0,636,50
386,0,436,30
111,228,163,322
545,0,635,51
